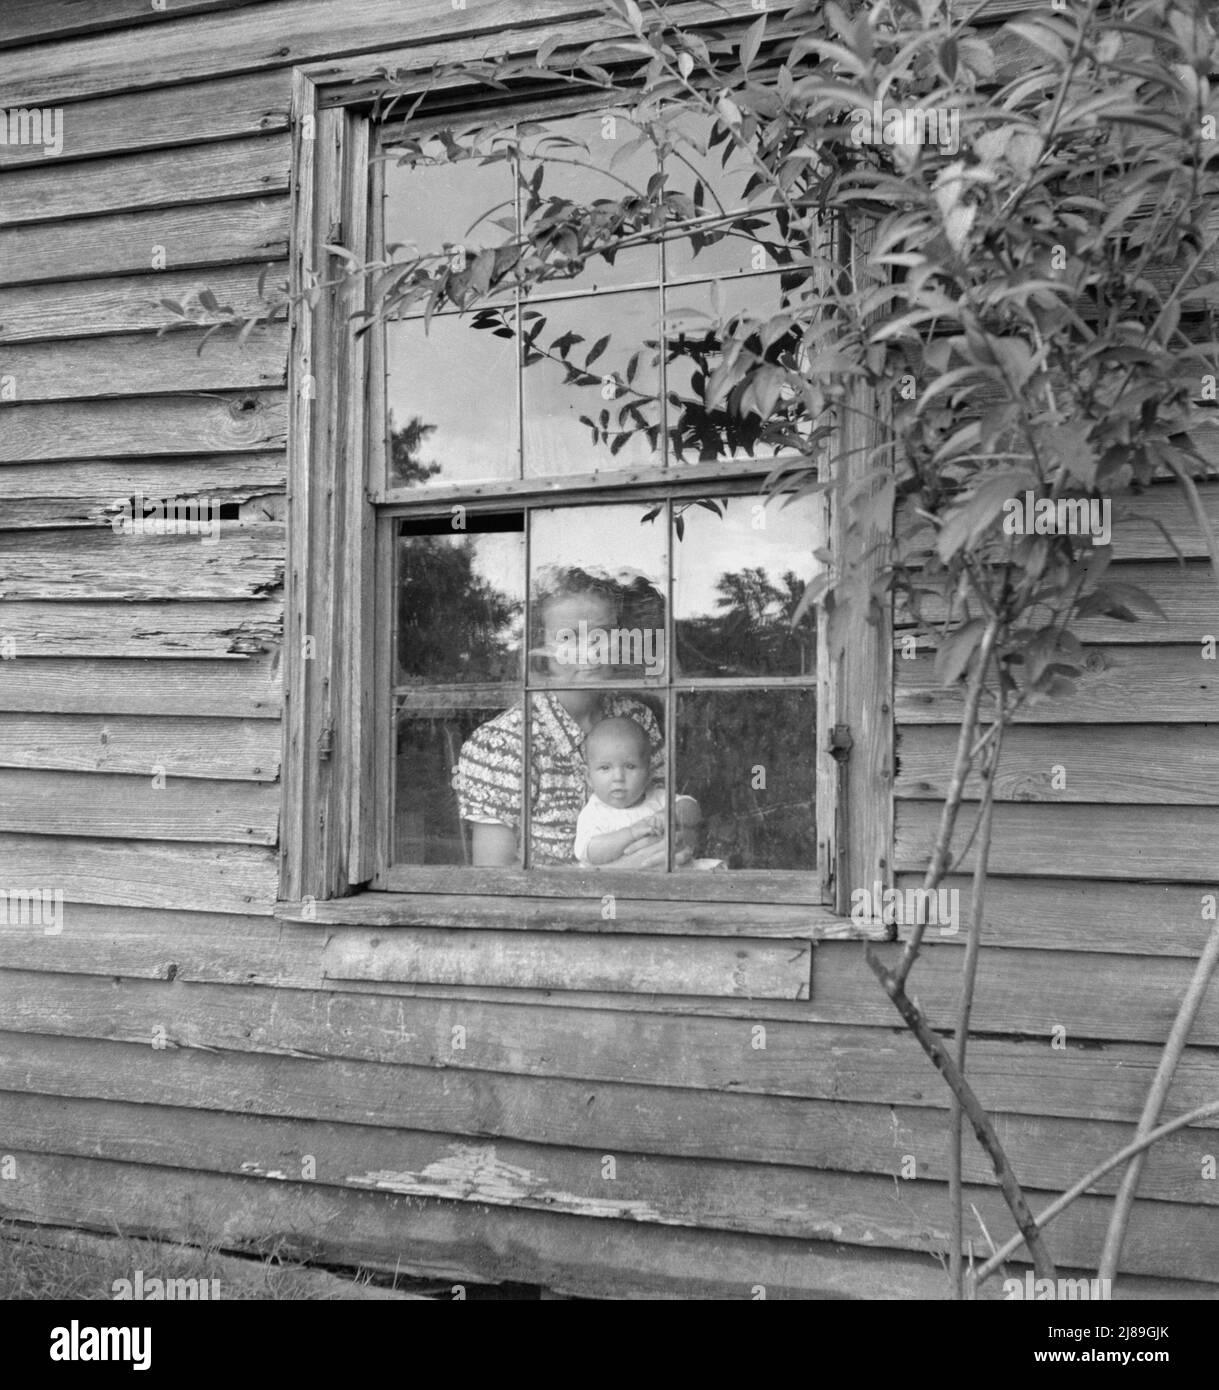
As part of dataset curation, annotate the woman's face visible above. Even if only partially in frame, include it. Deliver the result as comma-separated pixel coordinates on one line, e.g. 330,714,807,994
541,591,617,681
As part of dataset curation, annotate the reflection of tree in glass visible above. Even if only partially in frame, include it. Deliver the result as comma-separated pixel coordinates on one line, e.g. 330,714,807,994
398,536,521,683
677,565,814,677
389,410,443,487
665,309,805,462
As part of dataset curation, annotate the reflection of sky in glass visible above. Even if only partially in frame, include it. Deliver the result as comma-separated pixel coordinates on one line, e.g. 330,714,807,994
674,494,821,618
523,291,662,476
520,112,662,289
661,113,781,279
387,314,518,485
531,502,666,596
384,137,516,260
381,113,806,487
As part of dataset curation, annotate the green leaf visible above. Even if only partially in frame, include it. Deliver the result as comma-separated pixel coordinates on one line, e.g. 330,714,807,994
740,14,766,72
585,334,611,368
936,469,1038,562
934,618,989,688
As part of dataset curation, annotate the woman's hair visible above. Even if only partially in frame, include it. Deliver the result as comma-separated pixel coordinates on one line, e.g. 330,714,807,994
530,564,666,674
534,565,623,620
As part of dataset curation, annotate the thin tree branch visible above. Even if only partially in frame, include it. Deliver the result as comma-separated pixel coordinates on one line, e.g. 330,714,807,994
893,614,1001,991
1096,916,1219,1286
866,945,1058,1281
949,708,1005,1298
971,1097,1219,1289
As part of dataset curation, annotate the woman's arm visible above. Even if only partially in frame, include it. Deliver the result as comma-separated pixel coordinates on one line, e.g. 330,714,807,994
469,821,519,867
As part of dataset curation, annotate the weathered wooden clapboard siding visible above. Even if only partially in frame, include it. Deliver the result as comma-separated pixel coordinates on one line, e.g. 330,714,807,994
0,526,283,599
0,137,290,226
897,723,1219,804
0,457,286,530
887,476,1219,1282
2,1030,1215,1197
0,714,279,778
1,202,289,286
1,0,1216,1300
1,331,286,401
898,645,1215,724
0,271,280,345
0,656,281,716
0,600,283,657
0,1,281,50
0,836,278,913
3,1093,1217,1280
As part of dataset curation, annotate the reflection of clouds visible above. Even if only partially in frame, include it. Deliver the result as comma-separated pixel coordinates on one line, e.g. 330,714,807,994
676,496,821,618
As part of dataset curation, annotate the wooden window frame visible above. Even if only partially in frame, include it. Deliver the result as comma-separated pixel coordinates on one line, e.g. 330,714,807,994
278,42,893,936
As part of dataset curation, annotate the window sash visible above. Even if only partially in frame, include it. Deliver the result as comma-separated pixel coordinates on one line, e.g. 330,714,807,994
376,484,825,896
284,63,892,920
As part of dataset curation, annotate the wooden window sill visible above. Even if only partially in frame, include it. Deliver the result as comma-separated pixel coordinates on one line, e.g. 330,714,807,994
274,890,887,941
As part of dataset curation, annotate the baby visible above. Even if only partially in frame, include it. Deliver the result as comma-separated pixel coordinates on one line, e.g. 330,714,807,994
573,715,700,867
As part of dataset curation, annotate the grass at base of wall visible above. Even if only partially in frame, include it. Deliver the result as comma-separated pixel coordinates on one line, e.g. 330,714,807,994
0,1221,430,1300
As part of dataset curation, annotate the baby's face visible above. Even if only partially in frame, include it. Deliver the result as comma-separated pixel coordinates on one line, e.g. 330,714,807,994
584,729,651,810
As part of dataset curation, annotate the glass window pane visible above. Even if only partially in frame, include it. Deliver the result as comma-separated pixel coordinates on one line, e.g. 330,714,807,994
387,312,519,486
522,291,662,476
396,693,520,865
661,115,782,279
519,112,662,289
664,274,805,462
527,687,666,867
676,689,816,870
384,134,517,267
529,503,667,685
396,515,525,684
673,494,820,678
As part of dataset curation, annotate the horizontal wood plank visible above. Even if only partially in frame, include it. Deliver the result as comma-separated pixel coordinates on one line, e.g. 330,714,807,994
0,73,286,168
0,599,281,657
3,1091,1218,1265
895,801,1219,882
0,456,285,531
896,723,1219,804
3,490,283,532
1,1144,1211,1287
0,768,277,842
0,1148,985,1299
896,644,1217,724
3,947,1216,1072
0,392,286,462
893,876,1215,956
0,713,278,779
379,863,825,905
0,656,281,715
0,267,276,344
0,328,286,401
817,942,1219,1046
0,524,284,601
897,481,1219,564
0,136,290,226
2,1031,1215,1205
0,0,277,48
279,891,842,939
0,200,287,288
321,928,812,1000
0,837,276,912
898,561,1219,645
